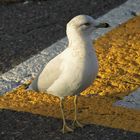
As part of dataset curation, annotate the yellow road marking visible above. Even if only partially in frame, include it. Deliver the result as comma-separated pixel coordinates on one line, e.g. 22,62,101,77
0,16,140,133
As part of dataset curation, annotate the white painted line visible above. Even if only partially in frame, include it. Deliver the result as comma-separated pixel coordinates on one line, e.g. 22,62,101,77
114,88,140,109
0,0,140,96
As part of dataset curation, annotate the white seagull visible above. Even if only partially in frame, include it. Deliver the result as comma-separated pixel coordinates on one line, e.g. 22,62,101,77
28,15,110,133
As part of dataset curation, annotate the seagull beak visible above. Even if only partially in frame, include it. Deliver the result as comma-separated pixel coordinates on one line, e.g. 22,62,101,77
95,22,110,28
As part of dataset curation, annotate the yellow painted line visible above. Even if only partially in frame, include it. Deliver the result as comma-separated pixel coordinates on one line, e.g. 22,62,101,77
0,16,140,133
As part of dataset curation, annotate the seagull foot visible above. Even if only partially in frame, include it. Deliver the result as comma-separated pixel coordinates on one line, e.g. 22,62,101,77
72,120,83,128
61,124,73,133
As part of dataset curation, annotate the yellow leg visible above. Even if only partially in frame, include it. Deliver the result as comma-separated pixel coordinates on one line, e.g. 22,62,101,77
60,97,73,133
72,95,83,128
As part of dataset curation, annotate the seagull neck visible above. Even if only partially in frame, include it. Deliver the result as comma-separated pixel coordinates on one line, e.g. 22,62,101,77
68,34,93,49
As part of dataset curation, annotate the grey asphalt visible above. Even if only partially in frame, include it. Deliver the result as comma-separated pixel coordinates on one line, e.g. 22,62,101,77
0,109,140,140
0,0,127,74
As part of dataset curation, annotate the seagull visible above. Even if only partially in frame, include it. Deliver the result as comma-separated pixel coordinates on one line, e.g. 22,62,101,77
28,15,110,133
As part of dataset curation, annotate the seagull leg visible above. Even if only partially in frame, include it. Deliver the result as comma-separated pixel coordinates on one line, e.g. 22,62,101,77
60,97,73,133
72,95,83,128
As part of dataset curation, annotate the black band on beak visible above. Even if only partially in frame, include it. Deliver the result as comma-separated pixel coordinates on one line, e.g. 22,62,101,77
103,23,110,28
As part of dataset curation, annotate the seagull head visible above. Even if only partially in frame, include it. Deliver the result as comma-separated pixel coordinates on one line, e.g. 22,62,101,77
66,15,110,38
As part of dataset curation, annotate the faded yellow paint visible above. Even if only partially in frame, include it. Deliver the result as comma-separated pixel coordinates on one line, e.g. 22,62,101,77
82,16,140,96
0,16,140,133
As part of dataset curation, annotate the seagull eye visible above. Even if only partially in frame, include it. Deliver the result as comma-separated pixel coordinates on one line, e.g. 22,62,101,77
84,22,90,26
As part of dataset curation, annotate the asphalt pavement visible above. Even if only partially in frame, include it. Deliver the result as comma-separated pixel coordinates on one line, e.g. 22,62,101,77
0,109,140,140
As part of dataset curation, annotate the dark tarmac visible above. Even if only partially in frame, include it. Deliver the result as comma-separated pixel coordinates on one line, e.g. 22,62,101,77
0,109,140,140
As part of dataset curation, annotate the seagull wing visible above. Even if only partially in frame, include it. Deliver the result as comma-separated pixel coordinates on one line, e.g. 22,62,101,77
29,54,63,92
